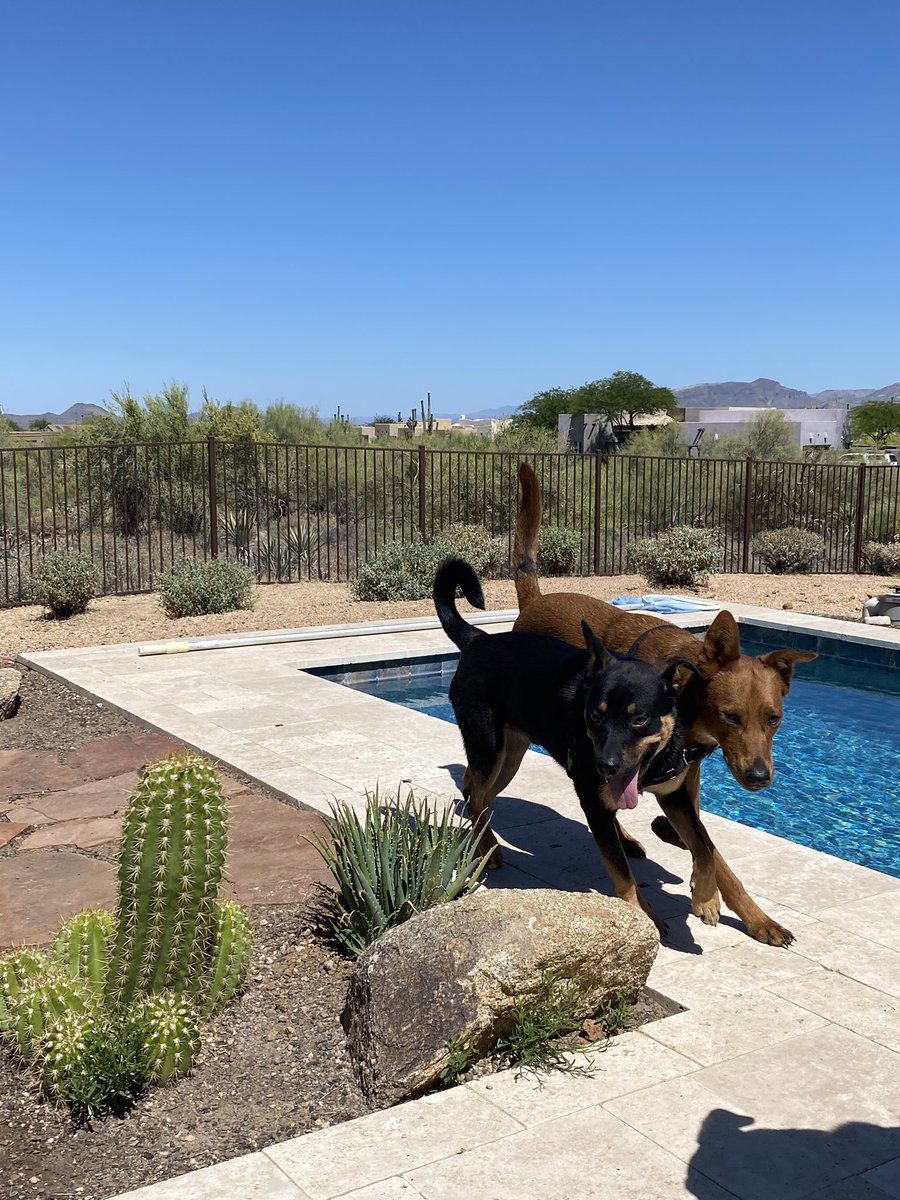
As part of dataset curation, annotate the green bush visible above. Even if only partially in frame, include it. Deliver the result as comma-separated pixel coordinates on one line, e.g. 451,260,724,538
312,785,490,956
27,550,99,619
433,523,505,579
751,528,825,574
155,557,255,618
350,537,441,601
538,525,581,575
864,537,900,576
628,526,720,589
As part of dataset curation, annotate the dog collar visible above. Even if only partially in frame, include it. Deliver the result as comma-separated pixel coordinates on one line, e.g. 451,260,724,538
640,735,718,788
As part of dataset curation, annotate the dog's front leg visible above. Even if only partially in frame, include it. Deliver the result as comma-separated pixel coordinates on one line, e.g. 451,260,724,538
655,782,720,925
574,780,666,939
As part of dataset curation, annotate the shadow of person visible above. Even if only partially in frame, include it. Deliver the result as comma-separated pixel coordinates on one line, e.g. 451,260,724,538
686,1106,900,1199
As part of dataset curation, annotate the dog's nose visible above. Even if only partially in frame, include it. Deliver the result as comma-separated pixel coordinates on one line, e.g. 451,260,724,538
596,756,622,778
743,762,771,788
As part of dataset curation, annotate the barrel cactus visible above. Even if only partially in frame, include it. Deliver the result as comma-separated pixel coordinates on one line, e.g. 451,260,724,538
105,754,229,1008
7,969,92,1064
0,948,51,1035
54,910,114,996
134,992,201,1085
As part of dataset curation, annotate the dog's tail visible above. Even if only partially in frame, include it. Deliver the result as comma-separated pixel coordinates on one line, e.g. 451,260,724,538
433,557,486,650
513,461,544,611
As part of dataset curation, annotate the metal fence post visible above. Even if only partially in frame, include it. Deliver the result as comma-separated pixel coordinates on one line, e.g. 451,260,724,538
592,451,603,575
741,456,753,572
852,464,867,573
417,443,426,538
207,436,219,559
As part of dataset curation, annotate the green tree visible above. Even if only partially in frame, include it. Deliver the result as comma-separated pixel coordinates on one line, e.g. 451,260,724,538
849,400,900,448
28,417,49,431
262,402,331,443
195,393,268,444
512,372,676,433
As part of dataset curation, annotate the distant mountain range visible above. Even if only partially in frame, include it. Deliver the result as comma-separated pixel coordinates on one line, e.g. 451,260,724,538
673,378,900,410
4,383,898,430
2,402,107,429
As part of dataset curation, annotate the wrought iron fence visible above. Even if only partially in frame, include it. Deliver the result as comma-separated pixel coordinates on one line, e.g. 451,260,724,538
1,439,898,604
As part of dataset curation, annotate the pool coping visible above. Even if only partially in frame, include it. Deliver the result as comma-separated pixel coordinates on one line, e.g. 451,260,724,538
16,603,900,1200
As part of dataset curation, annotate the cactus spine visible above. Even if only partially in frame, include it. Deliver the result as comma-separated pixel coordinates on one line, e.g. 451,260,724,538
105,754,228,1007
54,910,113,995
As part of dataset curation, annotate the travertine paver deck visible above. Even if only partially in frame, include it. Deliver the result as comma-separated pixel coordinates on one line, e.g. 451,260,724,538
17,605,900,1200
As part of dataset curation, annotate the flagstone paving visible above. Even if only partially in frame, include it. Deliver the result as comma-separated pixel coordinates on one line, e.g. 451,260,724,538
0,731,332,946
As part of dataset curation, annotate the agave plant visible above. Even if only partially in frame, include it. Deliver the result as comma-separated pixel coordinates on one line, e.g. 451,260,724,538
312,784,490,956
254,523,320,582
218,506,258,564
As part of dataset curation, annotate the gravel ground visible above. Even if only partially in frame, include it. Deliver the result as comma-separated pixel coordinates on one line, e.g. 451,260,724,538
0,571,897,657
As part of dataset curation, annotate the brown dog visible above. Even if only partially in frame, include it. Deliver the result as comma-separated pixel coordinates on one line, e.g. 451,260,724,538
512,462,815,946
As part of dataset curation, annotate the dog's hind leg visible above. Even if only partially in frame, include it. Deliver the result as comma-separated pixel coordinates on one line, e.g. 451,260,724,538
459,724,528,869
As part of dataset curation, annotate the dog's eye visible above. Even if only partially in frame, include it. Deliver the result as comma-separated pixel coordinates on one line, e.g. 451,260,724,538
588,709,604,727
722,712,741,726
767,713,781,728
631,715,649,730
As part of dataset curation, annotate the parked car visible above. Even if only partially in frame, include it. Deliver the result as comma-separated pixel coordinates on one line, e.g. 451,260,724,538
839,450,899,466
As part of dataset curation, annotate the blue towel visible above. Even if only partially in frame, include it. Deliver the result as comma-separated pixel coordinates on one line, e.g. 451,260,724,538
610,594,645,608
609,593,719,614
639,594,720,614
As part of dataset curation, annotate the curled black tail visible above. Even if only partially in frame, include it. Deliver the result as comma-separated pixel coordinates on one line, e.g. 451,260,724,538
433,557,486,650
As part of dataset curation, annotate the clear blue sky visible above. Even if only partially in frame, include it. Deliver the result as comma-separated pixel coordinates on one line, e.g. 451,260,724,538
2,1,899,421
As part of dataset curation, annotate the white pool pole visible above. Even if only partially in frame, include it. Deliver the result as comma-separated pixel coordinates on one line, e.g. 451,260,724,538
137,611,519,656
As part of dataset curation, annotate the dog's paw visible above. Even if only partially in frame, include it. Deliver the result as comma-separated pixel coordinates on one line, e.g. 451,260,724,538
748,919,794,947
487,847,504,870
691,891,721,926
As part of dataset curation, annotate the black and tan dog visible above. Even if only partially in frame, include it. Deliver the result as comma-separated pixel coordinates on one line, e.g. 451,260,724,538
512,462,816,945
434,556,696,935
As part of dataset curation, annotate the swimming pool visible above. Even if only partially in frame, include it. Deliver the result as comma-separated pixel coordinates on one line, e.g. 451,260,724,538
312,628,900,879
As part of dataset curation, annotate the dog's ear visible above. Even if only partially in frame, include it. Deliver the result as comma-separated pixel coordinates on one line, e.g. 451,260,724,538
758,648,817,694
697,611,741,674
655,655,702,692
581,619,613,677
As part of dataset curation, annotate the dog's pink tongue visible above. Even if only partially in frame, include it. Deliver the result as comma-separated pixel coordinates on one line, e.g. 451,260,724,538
609,765,641,811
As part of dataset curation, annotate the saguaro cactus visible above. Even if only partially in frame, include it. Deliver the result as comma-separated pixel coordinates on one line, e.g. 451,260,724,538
105,754,228,1008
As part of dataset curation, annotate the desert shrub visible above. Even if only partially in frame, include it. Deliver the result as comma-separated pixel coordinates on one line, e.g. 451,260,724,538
312,785,490,956
155,557,255,618
628,526,720,589
537,525,581,575
26,550,100,618
433,523,505,579
350,536,441,601
863,537,900,576
751,528,825,574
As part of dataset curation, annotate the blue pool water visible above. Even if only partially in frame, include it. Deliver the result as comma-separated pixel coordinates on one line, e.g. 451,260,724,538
329,660,900,879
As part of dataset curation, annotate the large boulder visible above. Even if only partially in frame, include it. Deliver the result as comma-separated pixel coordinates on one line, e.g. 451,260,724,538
0,668,22,721
343,888,659,1106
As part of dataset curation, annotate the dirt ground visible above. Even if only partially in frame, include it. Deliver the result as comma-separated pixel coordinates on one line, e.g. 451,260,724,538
1,570,896,657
